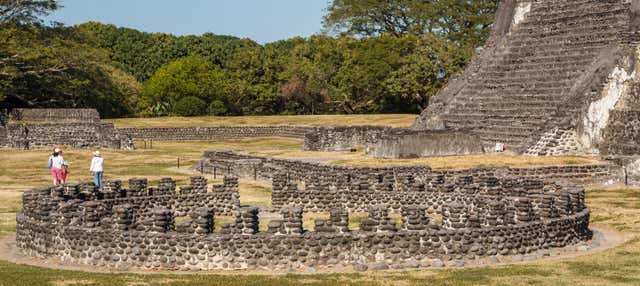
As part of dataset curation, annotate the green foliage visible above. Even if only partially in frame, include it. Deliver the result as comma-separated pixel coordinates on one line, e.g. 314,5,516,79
142,55,230,116
0,24,141,117
173,96,206,116
0,1,497,117
0,0,59,25
208,100,227,116
323,0,498,47
76,22,257,82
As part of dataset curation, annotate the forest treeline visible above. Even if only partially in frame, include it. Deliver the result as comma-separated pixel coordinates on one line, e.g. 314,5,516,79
0,0,497,118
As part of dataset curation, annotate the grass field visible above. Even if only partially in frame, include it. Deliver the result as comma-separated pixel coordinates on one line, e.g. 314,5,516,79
0,133,637,285
106,114,417,128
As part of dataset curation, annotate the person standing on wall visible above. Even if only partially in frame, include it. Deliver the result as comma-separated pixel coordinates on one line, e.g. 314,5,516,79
48,148,65,185
89,151,104,189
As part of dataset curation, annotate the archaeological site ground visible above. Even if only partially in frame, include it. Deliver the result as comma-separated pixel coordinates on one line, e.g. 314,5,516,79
3,0,640,285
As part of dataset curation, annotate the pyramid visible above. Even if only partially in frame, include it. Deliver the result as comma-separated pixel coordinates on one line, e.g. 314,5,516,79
413,0,640,156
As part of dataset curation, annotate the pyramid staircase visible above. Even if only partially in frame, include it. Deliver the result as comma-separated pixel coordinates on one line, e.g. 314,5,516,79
415,0,635,152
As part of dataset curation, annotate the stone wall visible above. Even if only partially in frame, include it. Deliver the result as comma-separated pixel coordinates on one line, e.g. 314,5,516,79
303,126,390,151
199,151,616,189
16,174,591,271
1,108,133,150
10,108,100,122
270,169,588,213
6,122,134,150
602,109,640,155
0,126,7,148
368,129,484,158
118,126,313,141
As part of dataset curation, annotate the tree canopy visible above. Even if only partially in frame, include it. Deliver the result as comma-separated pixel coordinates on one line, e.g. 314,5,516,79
323,0,498,47
0,0,499,117
141,55,230,116
0,0,59,25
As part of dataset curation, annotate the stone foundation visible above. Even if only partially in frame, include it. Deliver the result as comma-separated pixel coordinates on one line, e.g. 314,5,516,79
367,129,484,158
303,126,390,151
16,174,592,271
6,122,133,150
2,108,133,150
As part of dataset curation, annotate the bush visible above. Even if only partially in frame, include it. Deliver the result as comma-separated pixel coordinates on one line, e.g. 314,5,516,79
208,100,228,116
172,96,206,116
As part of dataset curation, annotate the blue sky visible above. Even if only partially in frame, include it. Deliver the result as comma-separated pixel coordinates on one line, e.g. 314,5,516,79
46,0,330,44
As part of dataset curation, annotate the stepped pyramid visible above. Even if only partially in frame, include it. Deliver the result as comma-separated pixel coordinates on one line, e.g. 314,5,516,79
413,0,640,156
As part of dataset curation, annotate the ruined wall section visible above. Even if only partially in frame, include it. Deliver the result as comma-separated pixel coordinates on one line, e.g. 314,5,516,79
368,129,484,158
0,126,8,148
16,175,591,271
413,0,639,154
599,42,640,155
303,126,389,151
199,151,616,191
303,127,485,158
9,108,100,122
118,126,311,141
6,122,134,150
2,108,133,150
271,170,587,214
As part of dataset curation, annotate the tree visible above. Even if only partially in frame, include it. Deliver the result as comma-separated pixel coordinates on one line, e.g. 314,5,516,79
142,55,230,116
323,0,497,47
383,34,471,112
279,35,345,114
0,24,142,117
0,0,59,25
333,35,415,113
173,96,206,116
207,100,227,116
76,22,258,82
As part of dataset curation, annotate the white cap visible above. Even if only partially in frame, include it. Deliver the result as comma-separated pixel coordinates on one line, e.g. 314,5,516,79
93,151,101,156
54,148,61,153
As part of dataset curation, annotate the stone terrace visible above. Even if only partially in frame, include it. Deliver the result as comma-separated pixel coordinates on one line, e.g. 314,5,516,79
414,0,637,153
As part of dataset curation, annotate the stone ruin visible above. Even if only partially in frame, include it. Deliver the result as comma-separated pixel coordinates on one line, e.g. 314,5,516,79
298,0,640,158
16,169,593,271
0,108,133,150
199,150,616,187
412,0,640,156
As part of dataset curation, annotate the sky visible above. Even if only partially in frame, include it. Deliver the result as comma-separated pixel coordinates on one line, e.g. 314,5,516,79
46,0,330,44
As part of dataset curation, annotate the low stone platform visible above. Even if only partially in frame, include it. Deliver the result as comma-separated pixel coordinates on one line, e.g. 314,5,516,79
16,173,593,271
367,129,484,158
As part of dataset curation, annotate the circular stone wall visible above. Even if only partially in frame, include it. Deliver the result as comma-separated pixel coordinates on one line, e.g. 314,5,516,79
16,175,592,271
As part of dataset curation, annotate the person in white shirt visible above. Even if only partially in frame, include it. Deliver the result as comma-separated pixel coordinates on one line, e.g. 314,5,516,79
89,151,104,189
48,147,65,185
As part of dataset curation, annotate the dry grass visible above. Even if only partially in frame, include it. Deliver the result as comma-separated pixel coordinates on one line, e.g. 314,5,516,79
0,138,301,192
238,183,272,207
106,114,417,128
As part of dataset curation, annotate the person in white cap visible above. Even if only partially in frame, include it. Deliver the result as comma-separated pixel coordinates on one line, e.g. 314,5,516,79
48,148,65,185
89,151,104,189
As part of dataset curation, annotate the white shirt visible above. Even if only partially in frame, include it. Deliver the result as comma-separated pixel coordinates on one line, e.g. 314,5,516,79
50,156,64,169
90,157,104,172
